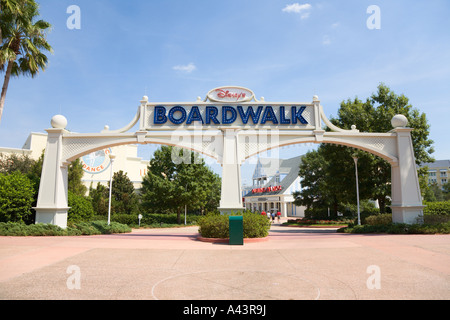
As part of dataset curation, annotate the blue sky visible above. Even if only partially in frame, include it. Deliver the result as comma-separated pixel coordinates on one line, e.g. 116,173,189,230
1,0,449,185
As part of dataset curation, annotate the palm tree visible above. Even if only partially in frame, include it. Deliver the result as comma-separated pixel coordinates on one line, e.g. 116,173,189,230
0,0,52,125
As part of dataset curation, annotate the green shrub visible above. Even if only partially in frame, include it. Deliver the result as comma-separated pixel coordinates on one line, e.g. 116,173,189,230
89,220,132,234
198,213,229,238
0,172,35,223
285,218,352,226
110,213,138,225
364,214,393,226
67,221,101,235
423,201,450,215
198,211,270,239
0,221,131,236
338,222,450,234
68,191,95,222
424,214,450,224
242,211,271,238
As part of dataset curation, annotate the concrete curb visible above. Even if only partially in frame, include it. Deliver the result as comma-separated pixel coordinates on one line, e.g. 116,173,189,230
196,235,270,243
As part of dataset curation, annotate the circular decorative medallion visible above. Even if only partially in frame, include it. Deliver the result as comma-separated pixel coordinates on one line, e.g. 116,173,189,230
81,148,112,174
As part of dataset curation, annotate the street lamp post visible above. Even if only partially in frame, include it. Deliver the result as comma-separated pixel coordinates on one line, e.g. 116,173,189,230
185,182,188,226
107,153,116,226
352,156,361,225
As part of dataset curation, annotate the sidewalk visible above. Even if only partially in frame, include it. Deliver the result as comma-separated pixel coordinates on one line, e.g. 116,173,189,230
0,222,449,300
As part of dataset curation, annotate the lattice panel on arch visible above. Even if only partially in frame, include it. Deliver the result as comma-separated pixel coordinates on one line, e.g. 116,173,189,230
327,135,398,159
62,137,134,161
200,140,221,159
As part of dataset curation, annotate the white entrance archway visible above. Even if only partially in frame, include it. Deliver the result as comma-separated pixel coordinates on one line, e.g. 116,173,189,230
34,87,424,228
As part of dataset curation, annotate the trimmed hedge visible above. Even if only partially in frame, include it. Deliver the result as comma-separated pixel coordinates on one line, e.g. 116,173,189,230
284,218,353,226
198,211,270,239
423,201,450,215
338,209,450,234
338,222,450,234
364,214,394,226
0,220,131,236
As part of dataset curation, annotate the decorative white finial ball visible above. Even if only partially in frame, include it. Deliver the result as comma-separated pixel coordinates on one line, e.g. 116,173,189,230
142,96,148,102
313,95,319,101
51,115,67,129
391,114,408,128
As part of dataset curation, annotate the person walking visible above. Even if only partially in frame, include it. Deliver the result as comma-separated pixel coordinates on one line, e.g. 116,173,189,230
271,212,275,223
277,211,281,223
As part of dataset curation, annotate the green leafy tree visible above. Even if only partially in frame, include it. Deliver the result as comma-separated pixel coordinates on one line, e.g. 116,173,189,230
0,171,34,222
0,0,53,124
141,146,221,223
0,152,34,173
428,183,445,202
68,158,87,196
0,151,43,220
109,170,139,215
89,182,109,216
443,182,450,201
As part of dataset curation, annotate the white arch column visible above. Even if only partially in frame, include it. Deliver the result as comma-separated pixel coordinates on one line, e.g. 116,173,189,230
34,127,70,228
218,128,245,214
390,127,425,224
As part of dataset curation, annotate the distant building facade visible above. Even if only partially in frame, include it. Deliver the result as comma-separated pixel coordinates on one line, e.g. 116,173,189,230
243,156,306,217
0,132,149,191
420,160,450,188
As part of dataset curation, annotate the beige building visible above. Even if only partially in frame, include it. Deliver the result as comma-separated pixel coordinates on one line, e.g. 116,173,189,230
420,160,450,188
0,132,149,190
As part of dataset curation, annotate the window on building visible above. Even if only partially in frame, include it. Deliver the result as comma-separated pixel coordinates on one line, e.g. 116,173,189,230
429,171,436,177
440,170,447,178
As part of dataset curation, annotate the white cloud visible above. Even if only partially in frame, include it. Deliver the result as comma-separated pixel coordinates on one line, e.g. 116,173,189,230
322,35,331,45
282,3,312,19
172,63,196,73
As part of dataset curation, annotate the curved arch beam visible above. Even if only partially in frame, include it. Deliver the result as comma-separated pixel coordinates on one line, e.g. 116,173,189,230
238,130,399,165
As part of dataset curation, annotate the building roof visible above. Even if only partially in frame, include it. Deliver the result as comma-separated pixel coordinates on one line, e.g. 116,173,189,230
419,160,450,169
244,155,303,197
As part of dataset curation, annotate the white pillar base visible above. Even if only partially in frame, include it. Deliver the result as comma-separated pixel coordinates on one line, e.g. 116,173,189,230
218,206,245,215
391,205,425,225
34,207,70,229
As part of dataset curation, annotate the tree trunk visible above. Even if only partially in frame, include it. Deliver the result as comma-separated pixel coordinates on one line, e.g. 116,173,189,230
0,60,13,125
378,197,386,213
177,207,181,224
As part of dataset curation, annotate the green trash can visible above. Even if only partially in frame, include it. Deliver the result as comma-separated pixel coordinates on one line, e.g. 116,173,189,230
229,216,244,245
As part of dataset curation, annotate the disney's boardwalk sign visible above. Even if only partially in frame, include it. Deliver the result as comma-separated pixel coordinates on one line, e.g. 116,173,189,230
35,86,425,228
140,86,313,130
